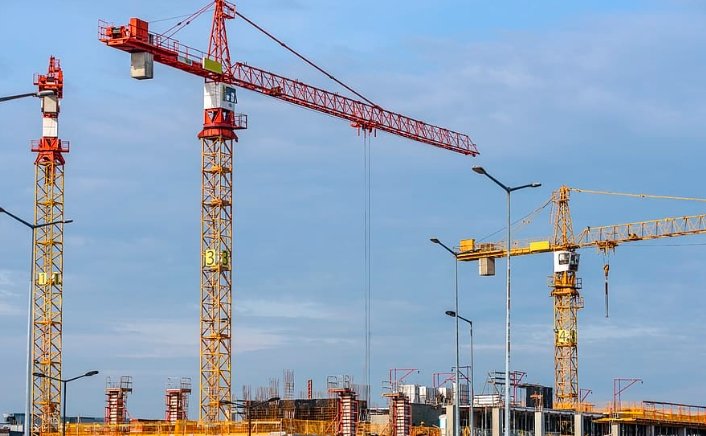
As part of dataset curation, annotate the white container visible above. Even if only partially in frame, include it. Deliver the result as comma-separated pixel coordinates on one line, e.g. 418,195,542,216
401,384,419,403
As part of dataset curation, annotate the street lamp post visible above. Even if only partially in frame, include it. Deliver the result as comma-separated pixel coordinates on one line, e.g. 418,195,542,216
33,370,99,436
0,207,73,436
445,311,473,436
472,167,540,436
0,90,54,103
223,397,280,436
430,238,461,436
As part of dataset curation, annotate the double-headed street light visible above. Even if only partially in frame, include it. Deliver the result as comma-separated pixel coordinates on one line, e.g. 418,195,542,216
0,207,73,436
445,310,474,436
33,370,99,436
0,89,54,103
430,238,461,436
472,166,540,436
222,397,280,436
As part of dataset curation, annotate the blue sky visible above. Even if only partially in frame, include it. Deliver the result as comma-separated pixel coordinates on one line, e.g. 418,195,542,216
2,0,706,419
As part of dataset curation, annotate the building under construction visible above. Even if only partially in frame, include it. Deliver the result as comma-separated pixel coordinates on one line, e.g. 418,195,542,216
34,371,706,436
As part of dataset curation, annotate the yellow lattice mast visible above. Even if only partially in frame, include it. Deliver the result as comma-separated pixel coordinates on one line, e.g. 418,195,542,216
30,56,69,435
199,128,236,421
198,1,242,422
550,186,582,410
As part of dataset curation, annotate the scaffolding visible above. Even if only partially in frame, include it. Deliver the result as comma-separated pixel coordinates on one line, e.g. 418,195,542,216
386,392,412,436
105,376,133,424
330,388,358,436
165,378,191,422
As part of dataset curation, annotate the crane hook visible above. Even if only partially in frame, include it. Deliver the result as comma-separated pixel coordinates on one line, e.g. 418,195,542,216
603,263,610,318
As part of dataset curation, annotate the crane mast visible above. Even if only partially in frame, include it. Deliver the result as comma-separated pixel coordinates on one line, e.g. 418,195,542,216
550,186,582,409
31,56,70,435
100,1,477,423
199,0,239,422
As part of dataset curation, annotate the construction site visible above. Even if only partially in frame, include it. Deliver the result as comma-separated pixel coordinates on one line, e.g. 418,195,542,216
2,1,706,436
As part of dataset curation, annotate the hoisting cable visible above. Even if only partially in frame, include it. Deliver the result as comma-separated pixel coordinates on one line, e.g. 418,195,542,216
235,11,379,108
362,130,373,413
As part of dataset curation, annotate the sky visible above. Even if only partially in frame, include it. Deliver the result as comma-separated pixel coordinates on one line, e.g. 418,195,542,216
2,0,706,420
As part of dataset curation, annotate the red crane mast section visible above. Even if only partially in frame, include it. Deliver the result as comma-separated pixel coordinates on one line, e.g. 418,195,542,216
98,18,478,156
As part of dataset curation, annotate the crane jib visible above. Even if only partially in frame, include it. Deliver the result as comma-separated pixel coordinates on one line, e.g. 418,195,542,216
98,18,478,156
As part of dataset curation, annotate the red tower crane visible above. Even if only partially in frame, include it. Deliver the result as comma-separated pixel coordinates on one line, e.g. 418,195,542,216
99,0,477,423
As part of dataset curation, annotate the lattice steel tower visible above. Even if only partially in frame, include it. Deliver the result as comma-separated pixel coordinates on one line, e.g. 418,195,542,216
550,186,582,409
199,0,245,421
30,56,70,435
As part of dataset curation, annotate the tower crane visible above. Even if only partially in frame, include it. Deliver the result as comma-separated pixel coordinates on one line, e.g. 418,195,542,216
456,185,706,411
99,0,477,423
30,56,70,436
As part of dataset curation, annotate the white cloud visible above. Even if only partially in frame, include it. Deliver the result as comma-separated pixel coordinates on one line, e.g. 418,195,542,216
234,298,353,321
581,322,670,343
0,270,24,316
65,319,289,360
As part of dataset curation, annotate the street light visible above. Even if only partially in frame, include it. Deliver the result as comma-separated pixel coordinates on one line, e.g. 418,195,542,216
0,90,54,103
472,166,540,436
446,310,473,436
430,238,461,436
0,206,73,436
33,370,99,436
223,397,280,436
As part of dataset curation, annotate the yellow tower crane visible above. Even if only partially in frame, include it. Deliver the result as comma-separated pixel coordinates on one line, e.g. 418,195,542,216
30,57,70,436
456,185,706,411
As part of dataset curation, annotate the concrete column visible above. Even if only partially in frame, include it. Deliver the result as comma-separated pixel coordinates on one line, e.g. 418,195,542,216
446,405,455,436
678,427,687,436
534,411,545,436
611,423,620,436
574,414,583,436
492,407,501,436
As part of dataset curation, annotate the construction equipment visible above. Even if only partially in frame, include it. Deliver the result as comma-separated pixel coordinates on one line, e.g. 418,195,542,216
30,56,70,436
99,1,476,423
456,185,706,410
